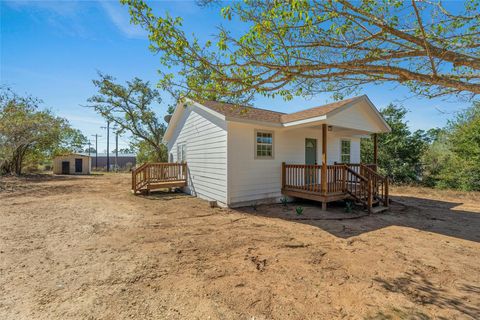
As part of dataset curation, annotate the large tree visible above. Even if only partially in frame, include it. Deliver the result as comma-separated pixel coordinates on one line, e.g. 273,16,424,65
0,89,86,175
122,0,480,104
422,101,480,190
86,73,168,162
361,104,429,183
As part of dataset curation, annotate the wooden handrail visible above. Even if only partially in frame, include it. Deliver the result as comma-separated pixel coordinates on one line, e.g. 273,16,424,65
132,162,187,193
360,164,389,207
131,162,151,190
343,165,372,213
281,163,387,213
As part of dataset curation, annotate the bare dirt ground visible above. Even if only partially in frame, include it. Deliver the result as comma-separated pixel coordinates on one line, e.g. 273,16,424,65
1,174,479,320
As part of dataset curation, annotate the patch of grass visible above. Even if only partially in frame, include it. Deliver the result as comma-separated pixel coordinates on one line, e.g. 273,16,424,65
344,200,354,213
295,206,304,215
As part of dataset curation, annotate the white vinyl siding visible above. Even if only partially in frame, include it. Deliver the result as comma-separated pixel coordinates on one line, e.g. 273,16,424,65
177,143,186,162
227,122,359,206
327,100,384,132
168,106,228,206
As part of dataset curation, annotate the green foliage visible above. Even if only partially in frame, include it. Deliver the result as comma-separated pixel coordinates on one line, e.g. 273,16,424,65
295,206,304,215
122,0,480,104
361,104,428,184
86,73,168,164
344,200,353,213
422,102,480,191
0,88,86,175
280,196,288,207
132,139,168,164
364,101,480,191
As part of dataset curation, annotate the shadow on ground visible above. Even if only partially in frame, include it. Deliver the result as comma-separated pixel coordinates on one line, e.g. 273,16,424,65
138,190,194,201
372,271,480,319
238,196,480,243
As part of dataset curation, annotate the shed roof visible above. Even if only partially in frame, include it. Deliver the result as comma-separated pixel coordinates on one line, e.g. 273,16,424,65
79,153,136,158
55,153,91,158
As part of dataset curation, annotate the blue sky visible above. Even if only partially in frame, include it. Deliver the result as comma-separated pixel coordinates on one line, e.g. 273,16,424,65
1,0,471,152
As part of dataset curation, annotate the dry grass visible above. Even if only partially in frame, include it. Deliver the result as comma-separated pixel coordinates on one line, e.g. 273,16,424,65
1,174,479,319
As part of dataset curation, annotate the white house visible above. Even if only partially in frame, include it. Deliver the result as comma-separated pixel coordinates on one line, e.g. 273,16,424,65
162,95,391,210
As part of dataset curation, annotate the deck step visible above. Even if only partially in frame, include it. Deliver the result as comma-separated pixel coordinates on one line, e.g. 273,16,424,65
371,206,389,214
147,181,186,190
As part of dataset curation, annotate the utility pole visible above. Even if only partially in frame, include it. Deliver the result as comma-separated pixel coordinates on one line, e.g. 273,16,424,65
101,121,110,172
91,134,101,170
115,130,119,172
107,121,110,172
87,140,92,157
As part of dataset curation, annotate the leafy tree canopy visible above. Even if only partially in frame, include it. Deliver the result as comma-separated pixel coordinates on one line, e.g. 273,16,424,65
0,88,86,175
361,104,429,183
86,73,168,162
122,0,480,104
423,101,480,190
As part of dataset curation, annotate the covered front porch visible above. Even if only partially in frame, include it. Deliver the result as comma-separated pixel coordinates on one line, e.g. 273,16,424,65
281,124,389,213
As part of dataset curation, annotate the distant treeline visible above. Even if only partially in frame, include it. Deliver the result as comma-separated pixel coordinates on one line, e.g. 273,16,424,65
0,88,86,175
362,102,480,191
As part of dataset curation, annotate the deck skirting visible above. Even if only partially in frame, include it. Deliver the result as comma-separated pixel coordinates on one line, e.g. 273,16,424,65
281,188,347,203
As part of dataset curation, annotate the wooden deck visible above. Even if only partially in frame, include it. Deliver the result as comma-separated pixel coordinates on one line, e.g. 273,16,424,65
281,163,389,212
132,162,187,194
282,182,358,202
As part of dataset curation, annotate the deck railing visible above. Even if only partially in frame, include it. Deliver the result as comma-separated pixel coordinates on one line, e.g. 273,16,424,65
344,166,371,209
282,164,347,193
132,162,187,193
335,163,377,175
282,162,388,213
359,164,389,207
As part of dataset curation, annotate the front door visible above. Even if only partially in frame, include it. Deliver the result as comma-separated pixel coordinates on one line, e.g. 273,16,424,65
75,159,83,173
62,161,70,174
305,138,317,185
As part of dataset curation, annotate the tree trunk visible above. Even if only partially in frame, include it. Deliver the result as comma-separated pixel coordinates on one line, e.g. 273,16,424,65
13,145,28,175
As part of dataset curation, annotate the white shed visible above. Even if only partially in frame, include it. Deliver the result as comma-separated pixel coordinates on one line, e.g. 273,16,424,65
53,154,91,175
163,95,391,210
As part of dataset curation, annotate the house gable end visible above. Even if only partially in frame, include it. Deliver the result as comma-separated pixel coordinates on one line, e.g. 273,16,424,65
326,96,391,133
163,99,227,144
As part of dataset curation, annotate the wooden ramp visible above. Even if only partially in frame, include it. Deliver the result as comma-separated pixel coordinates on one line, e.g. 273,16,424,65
132,162,187,194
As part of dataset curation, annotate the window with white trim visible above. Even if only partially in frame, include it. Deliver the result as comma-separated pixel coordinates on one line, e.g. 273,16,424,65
340,140,351,163
177,143,186,162
255,130,274,159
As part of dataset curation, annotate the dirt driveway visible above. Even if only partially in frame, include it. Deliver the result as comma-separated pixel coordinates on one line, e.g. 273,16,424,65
1,174,479,319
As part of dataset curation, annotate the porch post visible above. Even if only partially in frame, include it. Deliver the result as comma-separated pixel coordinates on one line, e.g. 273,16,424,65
373,133,378,170
321,123,327,195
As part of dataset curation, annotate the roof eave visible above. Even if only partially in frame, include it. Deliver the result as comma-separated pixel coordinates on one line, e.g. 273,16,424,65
225,116,282,127
281,115,327,127
361,95,392,133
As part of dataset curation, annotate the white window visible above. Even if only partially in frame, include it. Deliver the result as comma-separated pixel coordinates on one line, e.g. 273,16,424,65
340,140,351,163
177,143,186,162
255,130,274,159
